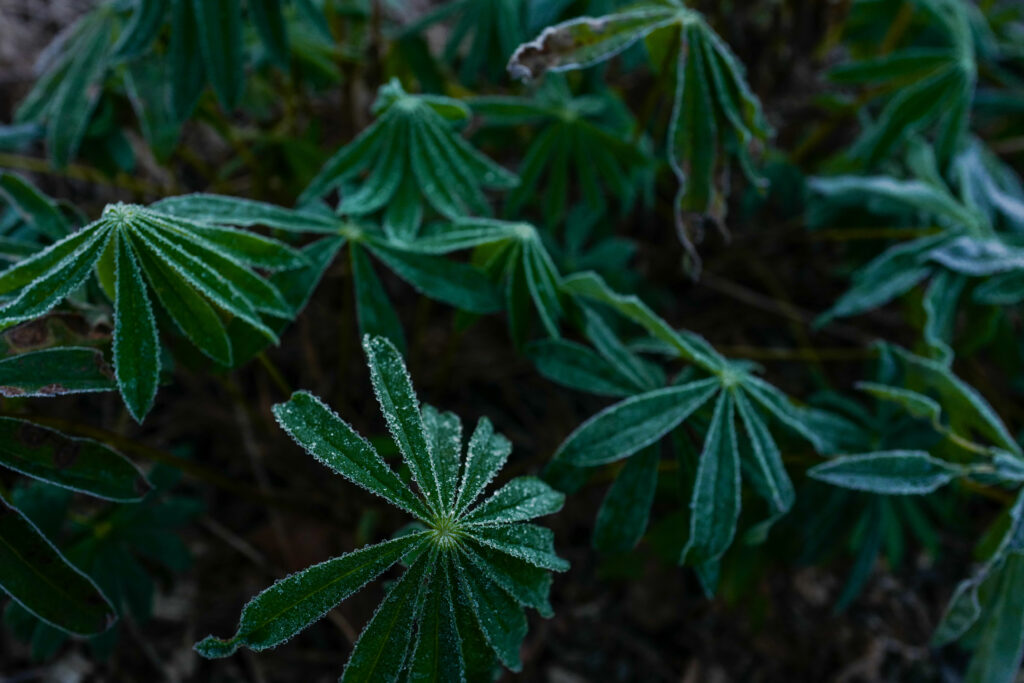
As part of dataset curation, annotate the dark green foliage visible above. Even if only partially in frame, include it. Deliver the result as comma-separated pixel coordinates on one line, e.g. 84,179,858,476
196,336,566,679
0,196,314,420
4,0,1024,680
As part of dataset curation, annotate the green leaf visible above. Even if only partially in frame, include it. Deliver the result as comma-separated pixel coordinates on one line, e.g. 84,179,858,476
560,271,724,371
0,226,110,327
142,219,292,317
341,547,434,682
671,25,718,214
191,0,243,109
351,244,406,353
734,390,794,518
272,391,428,519
682,391,740,566
250,0,289,68
114,0,168,58
828,48,951,84
129,231,233,366
965,553,1024,683
455,417,512,516
593,445,659,552
420,406,461,511
581,304,662,392
816,235,946,325
363,335,442,514
0,172,69,240
406,557,463,681
471,524,569,572
0,226,100,298
46,17,110,167
0,347,115,397
114,232,161,423
133,224,276,342
150,194,340,234
809,175,980,230
454,559,527,671
889,345,1021,455
0,418,149,501
508,8,679,80
929,236,1024,276
555,379,720,467
196,534,427,658
464,477,564,526
460,541,554,617
857,382,942,422
366,241,503,314
170,0,205,120
808,450,959,495
0,492,115,636
526,339,641,397
522,238,562,338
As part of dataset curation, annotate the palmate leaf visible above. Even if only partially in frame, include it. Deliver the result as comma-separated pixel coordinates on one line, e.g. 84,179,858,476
15,0,323,164
831,0,978,166
470,79,650,225
300,79,518,240
810,145,1024,361
538,270,829,583
0,198,312,422
197,336,567,679
396,218,565,341
509,2,770,268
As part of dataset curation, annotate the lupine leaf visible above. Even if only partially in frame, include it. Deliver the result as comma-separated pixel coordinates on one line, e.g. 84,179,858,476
527,339,641,397
272,391,428,520
455,560,527,671
420,406,462,510
129,231,233,366
456,417,513,515
196,534,428,658
46,17,110,167
0,492,115,636
363,335,442,513
682,391,740,566
340,547,434,683
593,445,659,552
151,194,340,234
734,390,794,518
507,8,679,80
201,338,566,679
964,553,1024,683
0,173,69,240
561,271,724,371
809,450,960,495
556,378,720,466
471,524,569,572
461,541,553,617
406,558,463,681
0,227,110,327
114,232,161,423
366,241,503,314
113,0,168,58
464,477,565,526
350,243,406,352
0,347,115,397
191,0,243,109
0,418,148,501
